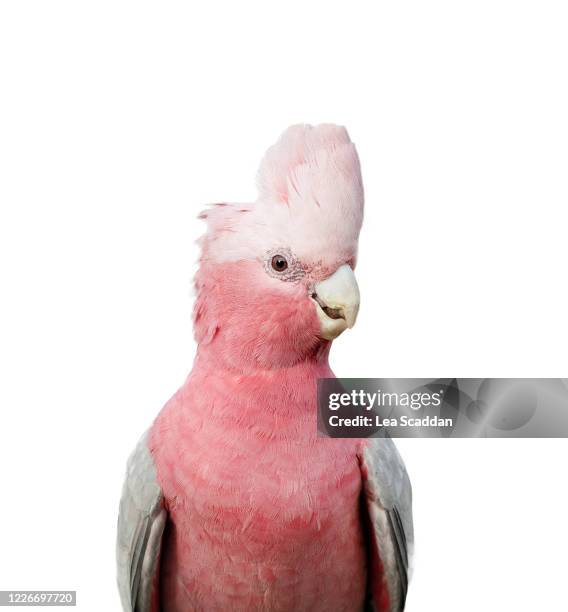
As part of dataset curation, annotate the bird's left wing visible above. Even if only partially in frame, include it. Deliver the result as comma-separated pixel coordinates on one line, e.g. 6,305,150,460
117,431,167,612
358,434,413,612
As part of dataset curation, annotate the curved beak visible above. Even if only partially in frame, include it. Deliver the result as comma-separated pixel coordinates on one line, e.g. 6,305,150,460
311,264,360,340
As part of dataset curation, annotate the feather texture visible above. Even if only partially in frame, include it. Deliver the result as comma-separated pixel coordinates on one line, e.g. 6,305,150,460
358,434,413,611
117,432,166,612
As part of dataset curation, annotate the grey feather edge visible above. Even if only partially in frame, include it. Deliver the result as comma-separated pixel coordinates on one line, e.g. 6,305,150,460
359,433,414,612
117,431,167,612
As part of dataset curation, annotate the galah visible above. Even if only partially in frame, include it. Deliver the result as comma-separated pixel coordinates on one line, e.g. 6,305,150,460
117,124,413,612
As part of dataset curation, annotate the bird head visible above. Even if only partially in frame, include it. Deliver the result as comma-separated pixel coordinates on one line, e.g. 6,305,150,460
194,124,364,370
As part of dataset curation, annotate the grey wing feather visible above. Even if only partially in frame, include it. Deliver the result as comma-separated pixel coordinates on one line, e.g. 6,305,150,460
117,431,167,612
359,432,413,612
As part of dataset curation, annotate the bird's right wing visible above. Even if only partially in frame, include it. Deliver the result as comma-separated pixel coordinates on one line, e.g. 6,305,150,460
117,432,167,612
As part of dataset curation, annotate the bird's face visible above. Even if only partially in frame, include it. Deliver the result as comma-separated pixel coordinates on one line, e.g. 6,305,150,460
194,124,364,369
261,246,360,341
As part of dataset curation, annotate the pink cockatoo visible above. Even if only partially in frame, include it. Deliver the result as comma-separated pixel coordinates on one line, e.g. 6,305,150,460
117,125,413,612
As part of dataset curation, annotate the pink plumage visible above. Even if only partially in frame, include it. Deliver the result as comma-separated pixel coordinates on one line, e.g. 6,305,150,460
151,359,366,610
117,124,413,612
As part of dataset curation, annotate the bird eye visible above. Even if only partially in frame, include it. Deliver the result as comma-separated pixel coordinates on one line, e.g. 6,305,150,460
271,254,288,272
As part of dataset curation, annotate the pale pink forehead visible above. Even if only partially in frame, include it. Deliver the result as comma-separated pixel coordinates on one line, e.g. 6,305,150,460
199,124,364,267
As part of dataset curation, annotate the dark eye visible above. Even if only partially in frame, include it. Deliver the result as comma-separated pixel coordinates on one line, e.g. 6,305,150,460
271,254,288,272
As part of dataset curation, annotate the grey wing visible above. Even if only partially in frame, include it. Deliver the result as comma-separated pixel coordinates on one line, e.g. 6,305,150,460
117,431,167,612
359,433,413,612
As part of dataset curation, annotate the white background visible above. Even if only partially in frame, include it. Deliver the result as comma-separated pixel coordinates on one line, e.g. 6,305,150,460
1,2,567,611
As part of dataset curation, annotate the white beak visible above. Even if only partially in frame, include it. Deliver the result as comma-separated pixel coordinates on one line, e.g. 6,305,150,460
311,264,360,340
